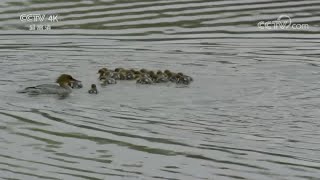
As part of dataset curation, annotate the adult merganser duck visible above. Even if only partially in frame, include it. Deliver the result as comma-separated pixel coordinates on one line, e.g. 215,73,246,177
88,84,98,94
17,74,80,96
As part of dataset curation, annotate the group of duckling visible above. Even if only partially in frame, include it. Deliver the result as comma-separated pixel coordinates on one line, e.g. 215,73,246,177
88,67,193,94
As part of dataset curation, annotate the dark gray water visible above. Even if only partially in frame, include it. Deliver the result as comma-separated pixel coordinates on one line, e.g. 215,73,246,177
0,0,320,179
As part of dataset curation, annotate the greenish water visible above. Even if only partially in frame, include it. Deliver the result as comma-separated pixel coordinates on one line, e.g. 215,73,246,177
0,0,320,179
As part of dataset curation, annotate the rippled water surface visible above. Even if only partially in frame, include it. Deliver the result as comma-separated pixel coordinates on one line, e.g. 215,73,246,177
1,0,320,179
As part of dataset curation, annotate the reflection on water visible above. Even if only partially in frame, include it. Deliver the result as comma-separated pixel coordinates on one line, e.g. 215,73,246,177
0,0,320,179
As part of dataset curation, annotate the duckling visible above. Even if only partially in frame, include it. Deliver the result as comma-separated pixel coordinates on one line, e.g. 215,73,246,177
119,71,126,80
169,73,179,82
17,74,79,96
98,68,108,79
176,73,193,85
100,75,117,85
136,74,153,84
129,68,138,74
134,72,142,80
111,72,121,80
140,68,148,74
147,71,157,81
125,70,135,80
165,71,178,82
164,69,171,76
156,70,163,75
88,84,98,94
154,71,169,83
114,67,125,72
177,72,193,82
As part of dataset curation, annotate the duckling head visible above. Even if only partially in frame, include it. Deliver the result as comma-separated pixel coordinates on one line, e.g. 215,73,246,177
164,69,171,75
177,72,184,76
140,68,148,73
115,67,124,72
98,68,107,74
98,68,108,78
119,71,126,80
148,71,155,76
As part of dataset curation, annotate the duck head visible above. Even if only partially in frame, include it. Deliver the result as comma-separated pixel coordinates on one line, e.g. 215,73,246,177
115,67,124,72
164,69,171,75
91,84,97,89
140,68,148,73
56,74,78,87
98,68,108,77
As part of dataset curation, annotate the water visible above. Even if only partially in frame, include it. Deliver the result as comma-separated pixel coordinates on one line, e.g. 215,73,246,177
0,0,320,179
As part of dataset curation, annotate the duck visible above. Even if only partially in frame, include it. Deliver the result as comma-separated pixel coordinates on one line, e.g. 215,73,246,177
136,74,153,84
111,72,121,80
154,70,169,83
88,84,98,94
119,71,126,80
17,74,79,96
125,70,135,80
99,72,117,85
101,77,117,85
98,68,109,79
114,67,125,72
140,68,148,74
164,70,178,82
176,73,193,85
147,71,157,81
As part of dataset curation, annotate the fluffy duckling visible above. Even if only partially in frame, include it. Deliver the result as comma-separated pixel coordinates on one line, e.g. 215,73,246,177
176,73,193,85
136,74,153,84
98,68,109,79
147,71,157,81
154,71,169,83
114,67,125,72
119,71,126,80
177,72,193,82
140,68,148,74
100,74,117,85
88,84,98,94
125,70,135,80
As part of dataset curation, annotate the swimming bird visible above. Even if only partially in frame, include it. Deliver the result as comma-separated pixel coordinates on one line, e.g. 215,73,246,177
136,74,153,84
154,70,169,83
176,73,193,85
17,74,79,96
100,76,117,85
88,84,98,94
